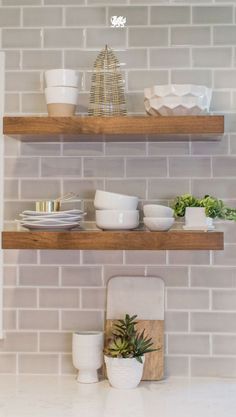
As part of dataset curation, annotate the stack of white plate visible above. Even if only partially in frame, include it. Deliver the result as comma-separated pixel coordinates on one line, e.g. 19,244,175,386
18,209,85,231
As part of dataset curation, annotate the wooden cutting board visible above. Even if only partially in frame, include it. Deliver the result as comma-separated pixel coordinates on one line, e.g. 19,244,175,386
105,276,164,381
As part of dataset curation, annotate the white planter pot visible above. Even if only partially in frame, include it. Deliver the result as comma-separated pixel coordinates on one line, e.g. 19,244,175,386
104,355,145,389
72,331,104,384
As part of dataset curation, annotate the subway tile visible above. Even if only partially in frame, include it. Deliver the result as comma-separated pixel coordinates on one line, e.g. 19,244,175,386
86,28,126,48
63,142,103,157
23,50,62,70
148,142,190,156
20,179,61,199
60,354,76,375
103,266,146,284
45,0,84,3
108,6,148,26
230,134,236,154
2,29,41,48
214,70,236,89
192,47,232,68
191,357,236,378
22,93,47,114
0,354,16,374
82,250,123,265
5,93,20,114
0,8,20,27
0,332,37,352
169,251,210,266
19,354,58,374
105,179,146,199
66,7,106,26
150,48,190,68
128,70,168,91
105,142,146,156
151,6,190,24
19,266,59,286
169,334,210,355
193,6,233,24
147,266,189,287
3,266,17,286
192,179,236,199
4,179,19,199
191,135,229,155
23,7,62,26
82,288,106,309
4,250,37,265
41,157,81,177
129,28,168,47
169,156,211,178
213,157,236,176
165,356,189,377
88,0,126,3
214,26,236,45
126,157,167,178
148,179,190,199
171,69,212,87
6,71,41,92
126,92,145,114
40,250,80,265
4,157,39,178
5,50,20,70
167,289,209,310
4,201,34,221
63,179,103,199
165,311,189,332
19,310,59,330
4,288,37,308
61,266,102,287
212,289,236,311
61,311,103,331
83,157,124,178
213,245,236,266
39,289,79,308
3,311,17,331
213,335,236,355
171,26,210,46
40,332,71,353
3,0,41,4
125,251,166,265
191,312,236,332
4,136,19,156
44,29,83,48
21,142,61,157
191,266,236,288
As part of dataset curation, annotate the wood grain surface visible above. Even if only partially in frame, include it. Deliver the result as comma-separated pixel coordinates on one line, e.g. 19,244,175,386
2,230,224,250
105,319,164,381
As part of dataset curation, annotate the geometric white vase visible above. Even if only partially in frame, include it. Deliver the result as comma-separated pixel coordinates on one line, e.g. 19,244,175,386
72,331,104,383
104,356,145,389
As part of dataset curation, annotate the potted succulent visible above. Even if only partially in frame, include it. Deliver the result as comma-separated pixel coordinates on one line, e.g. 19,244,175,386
104,314,157,389
172,193,236,228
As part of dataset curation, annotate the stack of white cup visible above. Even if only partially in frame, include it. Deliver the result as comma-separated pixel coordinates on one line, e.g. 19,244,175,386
44,69,79,116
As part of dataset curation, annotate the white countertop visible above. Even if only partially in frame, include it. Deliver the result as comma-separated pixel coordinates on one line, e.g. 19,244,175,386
0,376,235,417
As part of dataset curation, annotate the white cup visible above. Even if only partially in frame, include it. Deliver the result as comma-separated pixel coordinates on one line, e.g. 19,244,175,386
72,331,104,384
185,207,207,227
45,86,78,116
45,69,79,88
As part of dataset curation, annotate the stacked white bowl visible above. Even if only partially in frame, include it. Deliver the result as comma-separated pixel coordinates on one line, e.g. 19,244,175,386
94,190,139,230
44,69,79,116
143,205,175,231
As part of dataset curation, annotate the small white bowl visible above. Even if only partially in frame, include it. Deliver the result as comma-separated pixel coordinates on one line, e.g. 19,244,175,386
94,190,139,211
143,205,174,218
144,217,174,231
45,69,79,88
96,210,139,230
45,86,78,105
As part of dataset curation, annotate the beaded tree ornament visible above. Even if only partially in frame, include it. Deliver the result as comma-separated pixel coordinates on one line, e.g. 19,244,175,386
88,45,127,116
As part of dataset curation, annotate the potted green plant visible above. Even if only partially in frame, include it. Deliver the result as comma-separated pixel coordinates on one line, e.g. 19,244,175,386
172,193,236,229
104,314,157,389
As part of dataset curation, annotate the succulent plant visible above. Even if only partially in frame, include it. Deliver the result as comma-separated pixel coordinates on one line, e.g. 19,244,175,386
104,314,158,363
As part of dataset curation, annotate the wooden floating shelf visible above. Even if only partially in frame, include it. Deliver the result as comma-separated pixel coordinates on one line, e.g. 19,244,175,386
3,115,224,139
2,230,224,251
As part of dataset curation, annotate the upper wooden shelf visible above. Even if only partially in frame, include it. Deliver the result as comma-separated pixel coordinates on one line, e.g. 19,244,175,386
2,230,224,251
3,115,224,139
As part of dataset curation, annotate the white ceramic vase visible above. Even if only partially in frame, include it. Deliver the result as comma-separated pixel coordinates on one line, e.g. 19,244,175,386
104,356,145,389
72,331,104,384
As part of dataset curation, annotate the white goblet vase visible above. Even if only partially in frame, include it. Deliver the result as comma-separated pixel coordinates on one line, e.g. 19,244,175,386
72,331,104,384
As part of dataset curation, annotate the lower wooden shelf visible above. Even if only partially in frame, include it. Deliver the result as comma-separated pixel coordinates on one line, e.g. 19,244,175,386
2,230,224,250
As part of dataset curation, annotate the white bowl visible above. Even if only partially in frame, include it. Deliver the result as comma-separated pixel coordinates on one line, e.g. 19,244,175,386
143,204,174,218
96,210,139,230
45,69,79,88
144,84,212,100
45,86,78,105
144,217,174,231
94,190,139,211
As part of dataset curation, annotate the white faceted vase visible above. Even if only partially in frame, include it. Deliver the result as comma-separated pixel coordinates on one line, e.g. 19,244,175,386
104,356,145,389
72,331,104,384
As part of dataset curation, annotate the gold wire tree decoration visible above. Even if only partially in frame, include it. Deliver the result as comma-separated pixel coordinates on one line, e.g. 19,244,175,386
88,45,127,116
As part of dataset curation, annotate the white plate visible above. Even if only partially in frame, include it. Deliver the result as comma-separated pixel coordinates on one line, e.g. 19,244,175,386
183,225,215,231
22,209,84,216
19,216,83,223
22,222,79,230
